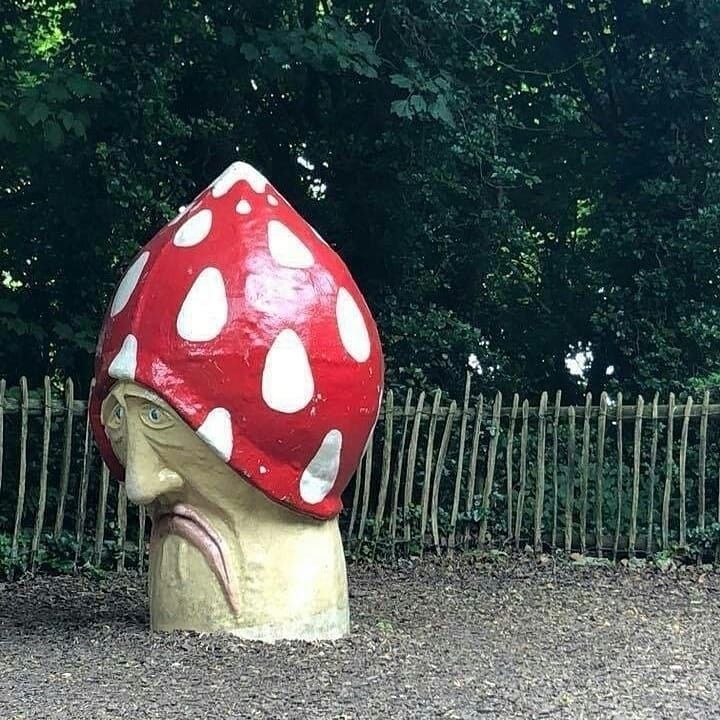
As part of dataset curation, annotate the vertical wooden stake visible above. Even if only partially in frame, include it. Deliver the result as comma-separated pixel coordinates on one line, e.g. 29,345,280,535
419,389,442,555
612,392,623,561
464,394,484,547
595,392,609,557
116,483,127,572
647,393,659,554
431,400,457,552
661,392,675,551
94,463,110,566
514,399,529,549
678,395,692,548
372,390,394,555
54,378,74,537
698,390,709,530
0,379,5,498
505,394,519,542
403,390,426,546
11,378,29,576
74,379,96,569
357,435,374,546
479,392,502,548
551,390,562,550
346,455,363,544
579,393,592,554
533,392,548,553
138,505,147,573
564,405,576,553
629,395,644,557
449,374,472,552
390,390,413,557
31,377,53,572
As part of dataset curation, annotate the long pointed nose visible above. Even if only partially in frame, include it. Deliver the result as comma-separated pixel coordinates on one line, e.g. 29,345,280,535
124,431,184,505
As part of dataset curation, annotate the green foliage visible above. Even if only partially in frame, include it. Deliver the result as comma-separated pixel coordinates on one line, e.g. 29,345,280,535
685,523,720,563
1,0,720,403
0,528,136,578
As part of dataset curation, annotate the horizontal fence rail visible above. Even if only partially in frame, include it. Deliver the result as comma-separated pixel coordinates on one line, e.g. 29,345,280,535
1,375,720,576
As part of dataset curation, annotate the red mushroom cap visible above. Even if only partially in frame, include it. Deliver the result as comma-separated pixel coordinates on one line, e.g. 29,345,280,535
89,162,384,520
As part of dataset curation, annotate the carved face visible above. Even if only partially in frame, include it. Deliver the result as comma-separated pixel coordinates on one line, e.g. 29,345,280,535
101,381,244,619
100,380,349,635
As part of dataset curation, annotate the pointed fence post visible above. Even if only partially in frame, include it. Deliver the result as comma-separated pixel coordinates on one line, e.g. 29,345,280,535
431,400,457,553
595,392,609,557
647,393,659,554
390,390,413,557
698,390,709,530
372,390,394,559
533,392,548,553
54,378,75,537
11,378,29,577
564,405,576,552
0,379,5,499
74,379,96,570
678,396,692,548
31,377,53,573
479,392,502,548
551,390,562,550
94,464,110,567
514,399,529,549
612,392,623,561
629,395,644,557
419,389,442,556
449,373,472,553
662,392,676,550
464,394,484,548
403,390,426,548
505,394,519,543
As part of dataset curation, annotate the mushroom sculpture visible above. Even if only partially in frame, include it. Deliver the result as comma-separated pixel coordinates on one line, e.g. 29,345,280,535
90,162,384,641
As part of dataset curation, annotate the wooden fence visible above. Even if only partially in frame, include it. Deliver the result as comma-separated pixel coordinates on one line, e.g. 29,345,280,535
1,374,720,576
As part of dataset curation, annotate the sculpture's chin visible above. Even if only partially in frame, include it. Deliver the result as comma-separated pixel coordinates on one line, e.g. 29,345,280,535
148,533,241,633
152,504,240,615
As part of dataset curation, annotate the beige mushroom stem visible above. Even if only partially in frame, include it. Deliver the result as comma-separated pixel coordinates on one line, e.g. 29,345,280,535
102,382,349,641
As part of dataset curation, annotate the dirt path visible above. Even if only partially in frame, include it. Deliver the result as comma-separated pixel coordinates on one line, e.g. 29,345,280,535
1,557,720,719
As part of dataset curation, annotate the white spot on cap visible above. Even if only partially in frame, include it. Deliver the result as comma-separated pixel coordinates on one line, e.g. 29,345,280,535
173,208,213,247
300,429,343,504
259,465,268,474
197,408,233,462
267,220,314,269
108,335,138,380
110,252,149,317
267,194,278,206
212,161,268,197
177,268,228,342
236,199,252,215
336,288,371,362
262,329,314,413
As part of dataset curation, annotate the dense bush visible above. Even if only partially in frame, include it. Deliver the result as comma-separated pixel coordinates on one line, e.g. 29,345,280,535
1,1,719,400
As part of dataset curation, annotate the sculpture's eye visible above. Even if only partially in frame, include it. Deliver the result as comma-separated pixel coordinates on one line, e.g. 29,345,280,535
141,403,174,430
107,403,125,430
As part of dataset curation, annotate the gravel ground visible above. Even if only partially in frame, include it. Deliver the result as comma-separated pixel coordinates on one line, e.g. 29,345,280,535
1,556,720,719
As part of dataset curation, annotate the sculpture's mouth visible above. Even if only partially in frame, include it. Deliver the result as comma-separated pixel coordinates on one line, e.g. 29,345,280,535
152,503,240,615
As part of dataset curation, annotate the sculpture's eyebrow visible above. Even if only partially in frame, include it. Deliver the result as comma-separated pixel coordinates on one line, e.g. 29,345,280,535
101,383,168,425
122,386,164,405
